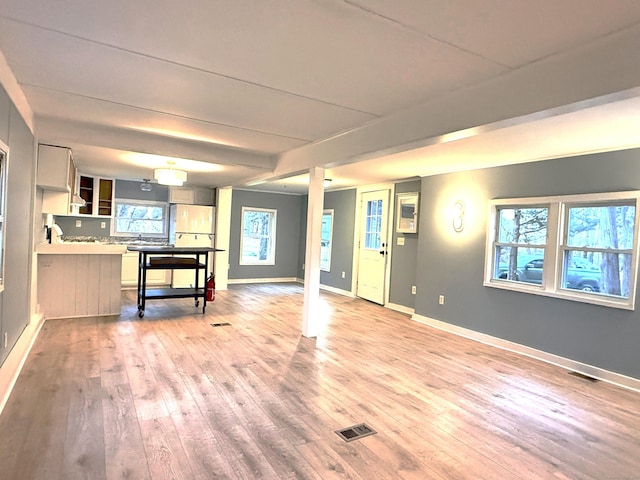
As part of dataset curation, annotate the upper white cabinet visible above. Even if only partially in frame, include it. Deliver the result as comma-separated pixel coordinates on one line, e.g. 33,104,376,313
37,144,75,192
169,186,214,205
193,187,214,206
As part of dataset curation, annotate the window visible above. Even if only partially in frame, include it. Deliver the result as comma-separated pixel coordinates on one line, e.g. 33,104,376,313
485,192,640,309
112,199,168,237
364,199,383,249
494,206,548,285
240,207,276,265
0,146,6,289
321,209,334,271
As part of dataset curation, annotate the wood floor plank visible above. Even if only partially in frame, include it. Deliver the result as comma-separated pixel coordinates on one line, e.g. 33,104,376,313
1,284,640,479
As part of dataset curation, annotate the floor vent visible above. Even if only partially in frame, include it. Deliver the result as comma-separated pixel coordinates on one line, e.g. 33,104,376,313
568,371,599,383
210,322,232,327
335,423,377,442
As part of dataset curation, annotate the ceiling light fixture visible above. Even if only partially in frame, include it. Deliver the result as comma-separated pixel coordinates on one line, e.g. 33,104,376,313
154,161,187,186
140,179,152,191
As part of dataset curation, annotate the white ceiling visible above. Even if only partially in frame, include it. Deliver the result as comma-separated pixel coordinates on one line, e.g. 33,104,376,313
1,0,640,194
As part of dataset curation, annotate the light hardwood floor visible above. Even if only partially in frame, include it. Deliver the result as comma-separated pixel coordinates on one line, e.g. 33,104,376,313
1,283,639,479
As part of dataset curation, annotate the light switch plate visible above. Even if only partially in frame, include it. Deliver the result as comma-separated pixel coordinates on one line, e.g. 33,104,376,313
397,237,405,245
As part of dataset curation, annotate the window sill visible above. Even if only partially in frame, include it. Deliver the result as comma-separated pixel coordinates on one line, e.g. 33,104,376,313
484,279,635,310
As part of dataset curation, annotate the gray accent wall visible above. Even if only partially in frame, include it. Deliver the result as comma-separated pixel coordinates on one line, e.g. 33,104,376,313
389,180,421,308
298,189,357,291
0,86,36,365
114,179,169,202
229,190,302,280
54,216,112,238
414,148,640,380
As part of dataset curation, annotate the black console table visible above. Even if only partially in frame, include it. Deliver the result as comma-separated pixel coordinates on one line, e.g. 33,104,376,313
127,246,223,318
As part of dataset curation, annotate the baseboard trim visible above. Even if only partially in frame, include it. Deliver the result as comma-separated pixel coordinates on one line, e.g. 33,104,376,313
386,302,415,315
296,278,355,298
319,284,355,297
228,277,298,285
0,312,45,415
412,313,640,394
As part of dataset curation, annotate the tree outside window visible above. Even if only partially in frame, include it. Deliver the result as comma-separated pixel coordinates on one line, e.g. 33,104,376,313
240,207,276,265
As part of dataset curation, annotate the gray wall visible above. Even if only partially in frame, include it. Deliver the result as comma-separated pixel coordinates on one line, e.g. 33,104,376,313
414,149,640,380
229,190,302,280
114,179,169,202
389,180,421,308
298,189,357,291
0,86,36,365
55,216,112,238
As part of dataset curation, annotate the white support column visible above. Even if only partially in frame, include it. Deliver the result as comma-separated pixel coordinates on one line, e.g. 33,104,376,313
302,167,325,338
214,186,232,290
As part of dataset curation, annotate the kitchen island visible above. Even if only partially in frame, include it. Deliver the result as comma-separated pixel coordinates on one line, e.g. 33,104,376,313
36,242,127,319
128,245,223,317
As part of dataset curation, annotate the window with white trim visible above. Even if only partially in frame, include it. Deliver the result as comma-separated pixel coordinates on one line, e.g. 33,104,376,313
240,207,276,265
485,191,640,310
112,199,168,237
320,209,334,271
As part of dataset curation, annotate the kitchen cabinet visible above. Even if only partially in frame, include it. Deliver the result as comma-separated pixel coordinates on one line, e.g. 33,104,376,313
38,252,123,319
42,190,72,215
169,186,214,205
194,187,214,205
122,251,171,287
37,144,75,192
78,175,114,216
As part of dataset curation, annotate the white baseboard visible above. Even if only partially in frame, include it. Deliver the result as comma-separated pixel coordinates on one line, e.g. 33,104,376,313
319,284,355,297
0,312,45,415
296,278,355,298
412,313,640,393
227,277,298,285
386,302,415,315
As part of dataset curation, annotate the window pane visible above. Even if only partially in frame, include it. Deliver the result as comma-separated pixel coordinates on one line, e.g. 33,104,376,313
567,205,635,249
364,200,382,250
498,207,548,244
114,201,166,235
562,250,631,297
561,251,602,293
494,246,545,285
320,211,333,271
241,208,276,264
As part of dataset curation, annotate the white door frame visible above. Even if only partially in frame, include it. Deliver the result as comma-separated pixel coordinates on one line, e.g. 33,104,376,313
352,183,394,305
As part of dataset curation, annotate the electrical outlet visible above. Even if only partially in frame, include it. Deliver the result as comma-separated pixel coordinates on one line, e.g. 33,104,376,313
75,220,82,228
411,285,416,295
341,271,346,278
438,295,445,305
100,221,106,229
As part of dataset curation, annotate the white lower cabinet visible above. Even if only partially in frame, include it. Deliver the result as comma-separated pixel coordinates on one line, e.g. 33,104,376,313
122,251,171,287
38,253,122,319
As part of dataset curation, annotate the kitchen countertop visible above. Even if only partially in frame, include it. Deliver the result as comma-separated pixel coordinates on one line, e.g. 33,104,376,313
127,245,223,253
36,242,128,254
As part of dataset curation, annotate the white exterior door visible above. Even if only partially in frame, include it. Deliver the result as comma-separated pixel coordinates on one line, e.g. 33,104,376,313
356,189,389,304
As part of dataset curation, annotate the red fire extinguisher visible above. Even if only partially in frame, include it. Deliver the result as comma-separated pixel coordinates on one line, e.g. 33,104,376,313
206,273,216,302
